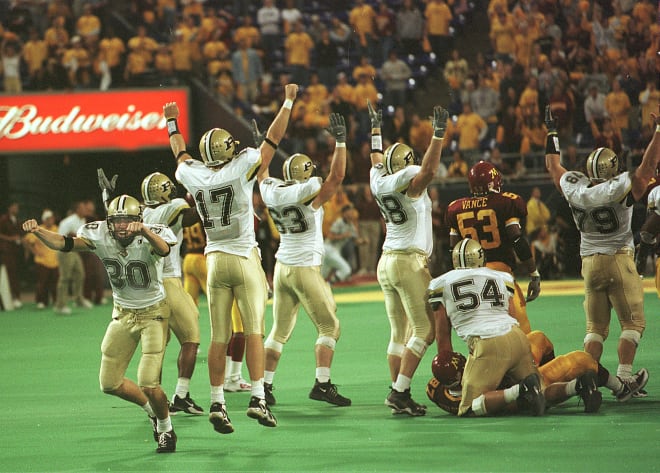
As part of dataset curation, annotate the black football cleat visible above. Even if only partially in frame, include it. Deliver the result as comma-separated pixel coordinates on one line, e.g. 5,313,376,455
156,429,177,453
385,388,426,416
309,379,351,406
264,382,276,406
209,402,234,434
575,370,602,413
246,396,277,427
518,373,545,416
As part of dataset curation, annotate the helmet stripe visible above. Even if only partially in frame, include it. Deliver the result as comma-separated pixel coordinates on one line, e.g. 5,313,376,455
141,173,154,202
591,148,604,179
285,156,293,181
204,130,214,163
118,195,126,213
385,143,397,174
458,239,469,268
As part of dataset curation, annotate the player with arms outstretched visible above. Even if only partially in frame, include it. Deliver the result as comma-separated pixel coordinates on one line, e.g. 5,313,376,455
163,83,298,433
23,195,178,452
259,113,351,407
368,99,448,416
545,104,660,400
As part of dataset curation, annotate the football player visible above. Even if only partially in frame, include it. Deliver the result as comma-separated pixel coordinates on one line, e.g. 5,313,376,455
180,218,252,393
98,170,206,416
635,182,660,297
22,195,178,453
427,238,546,417
545,105,658,400
368,99,448,416
163,83,298,433
445,160,540,334
259,113,351,407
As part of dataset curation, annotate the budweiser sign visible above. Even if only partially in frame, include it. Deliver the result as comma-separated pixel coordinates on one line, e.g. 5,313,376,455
0,89,190,153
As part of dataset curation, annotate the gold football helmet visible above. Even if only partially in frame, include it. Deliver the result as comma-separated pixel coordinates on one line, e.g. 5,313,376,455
107,195,142,243
283,153,315,182
141,172,176,205
384,143,415,174
198,128,238,167
452,238,485,269
586,147,619,182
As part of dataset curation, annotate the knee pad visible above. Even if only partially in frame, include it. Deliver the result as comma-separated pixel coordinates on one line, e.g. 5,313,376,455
315,336,336,351
264,335,284,353
387,342,405,357
471,394,487,416
406,336,428,359
620,329,641,347
583,333,604,346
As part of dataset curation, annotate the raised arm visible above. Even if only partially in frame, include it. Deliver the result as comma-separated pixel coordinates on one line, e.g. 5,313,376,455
407,105,448,198
131,222,170,257
22,219,91,252
97,168,118,210
163,101,191,166
313,113,347,209
367,99,384,167
631,104,660,201
256,83,299,183
544,105,567,190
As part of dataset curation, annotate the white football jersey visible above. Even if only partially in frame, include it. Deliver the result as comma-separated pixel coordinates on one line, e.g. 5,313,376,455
260,176,324,266
370,164,432,256
142,197,189,278
427,267,517,341
560,171,634,256
175,148,261,257
77,221,176,309
648,185,660,216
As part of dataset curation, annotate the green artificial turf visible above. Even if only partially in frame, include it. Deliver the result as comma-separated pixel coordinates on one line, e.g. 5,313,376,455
1,286,658,472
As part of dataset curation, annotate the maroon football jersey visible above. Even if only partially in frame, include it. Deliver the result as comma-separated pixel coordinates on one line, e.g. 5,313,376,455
446,191,527,269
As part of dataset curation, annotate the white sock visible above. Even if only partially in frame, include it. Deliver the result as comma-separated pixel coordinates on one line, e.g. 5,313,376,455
316,367,331,383
264,370,275,384
174,377,190,398
617,364,633,380
156,416,172,433
503,384,520,403
251,378,265,399
393,374,411,392
565,379,577,396
224,356,232,380
142,402,155,417
230,360,243,379
606,374,623,392
211,385,225,404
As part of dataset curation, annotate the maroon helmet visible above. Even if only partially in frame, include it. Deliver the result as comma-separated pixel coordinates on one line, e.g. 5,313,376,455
468,161,502,196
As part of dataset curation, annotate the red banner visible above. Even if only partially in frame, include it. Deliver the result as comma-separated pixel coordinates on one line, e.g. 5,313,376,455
0,89,190,153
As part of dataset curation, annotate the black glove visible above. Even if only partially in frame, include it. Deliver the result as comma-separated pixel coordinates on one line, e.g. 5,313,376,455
635,240,655,275
367,99,382,129
97,168,117,193
526,272,541,302
544,105,557,133
432,105,449,138
251,119,265,147
328,113,347,143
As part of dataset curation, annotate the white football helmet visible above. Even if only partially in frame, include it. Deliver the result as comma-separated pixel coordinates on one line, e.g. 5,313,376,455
586,147,619,182
107,195,142,244
452,238,485,269
141,172,176,205
198,128,239,167
384,143,415,174
283,153,315,182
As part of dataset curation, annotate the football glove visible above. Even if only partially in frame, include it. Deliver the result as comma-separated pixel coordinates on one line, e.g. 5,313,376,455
327,113,347,143
367,99,382,129
432,105,449,138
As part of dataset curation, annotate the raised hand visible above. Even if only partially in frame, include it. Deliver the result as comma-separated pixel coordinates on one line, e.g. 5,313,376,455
97,168,118,193
367,99,382,129
526,273,541,302
328,113,347,143
251,119,265,147
22,219,39,233
432,105,449,138
163,102,179,120
284,83,299,101
544,105,557,133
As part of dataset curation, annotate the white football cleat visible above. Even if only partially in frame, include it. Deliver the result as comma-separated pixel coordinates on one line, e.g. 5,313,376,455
225,377,251,392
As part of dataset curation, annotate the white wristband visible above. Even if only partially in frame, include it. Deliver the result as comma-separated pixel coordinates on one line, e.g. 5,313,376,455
530,270,540,278
371,134,382,150
335,142,346,148
656,124,660,133
283,99,294,110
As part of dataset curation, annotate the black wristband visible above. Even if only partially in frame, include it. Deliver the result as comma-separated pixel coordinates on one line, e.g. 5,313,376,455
371,148,382,154
176,150,188,160
545,133,560,155
167,118,180,137
264,137,278,150
62,235,74,252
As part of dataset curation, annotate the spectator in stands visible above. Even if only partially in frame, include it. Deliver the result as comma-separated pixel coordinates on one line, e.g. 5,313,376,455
22,28,47,89
234,15,260,49
76,3,101,47
47,0,73,33
396,0,424,56
520,114,546,162
1,39,23,94
349,0,377,59
252,78,279,125
547,81,575,142
256,0,281,72
375,1,396,66
216,69,235,104
408,112,434,159
592,117,623,156
496,103,523,154
284,20,313,87
384,105,410,145
531,224,559,280
526,187,551,237
171,30,194,85
307,14,325,44
380,49,412,110
487,147,512,175
0,202,23,308
307,71,329,107
37,53,71,90
471,74,499,145
124,42,150,87
446,150,468,178
24,209,59,309
327,204,363,274
281,0,302,35
63,36,92,89
424,0,453,67
352,73,379,140
231,36,262,104
128,25,158,67
329,16,352,46
154,43,176,86
352,55,377,83
315,28,339,90
489,5,515,61
518,75,540,122
583,83,609,140
455,102,488,165
353,184,381,275
605,78,631,144
639,80,660,131
443,48,468,95
98,26,125,88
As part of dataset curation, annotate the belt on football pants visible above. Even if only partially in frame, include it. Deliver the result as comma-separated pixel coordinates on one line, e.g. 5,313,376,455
382,248,428,257
586,247,634,257
113,298,167,316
